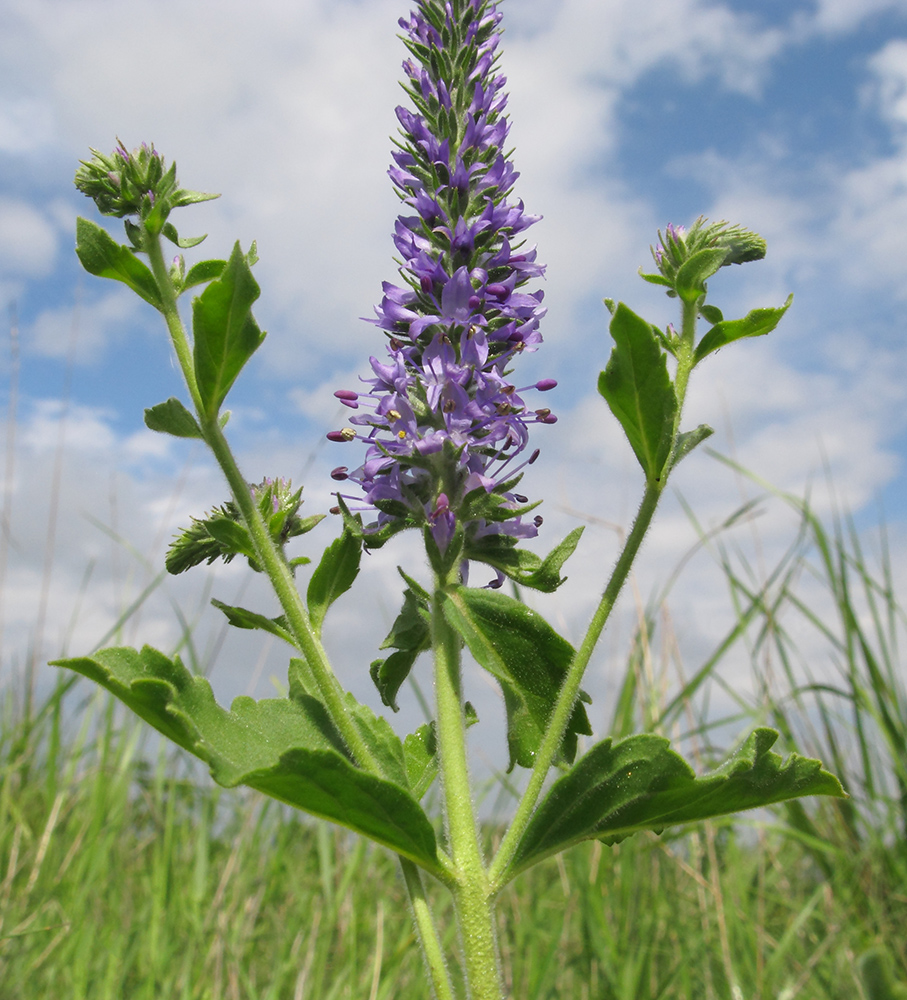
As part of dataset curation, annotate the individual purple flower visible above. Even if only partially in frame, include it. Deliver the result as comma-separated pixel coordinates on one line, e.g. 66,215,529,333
330,0,555,579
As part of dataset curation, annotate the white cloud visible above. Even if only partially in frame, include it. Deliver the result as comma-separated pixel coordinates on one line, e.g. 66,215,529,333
3,0,406,373
20,398,118,454
532,0,784,96
869,37,907,129
4,0,907,764
0,198,57,277
27,285,154,364
0,97,56,155
812,37,907,293
0,0,794,383
806,0,907,33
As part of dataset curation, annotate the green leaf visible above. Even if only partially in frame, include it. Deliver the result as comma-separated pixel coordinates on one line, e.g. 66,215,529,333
165,504,253,575
693,294,793,365
123,219,143,252
181,259,227,292
637,270,674,290
192,241,266,418
287,656,318,700
371,651,422,714
381,577,431,650
403,704,478,800
75,217,162,310
598,302,677,482
306,529,362,637
441,587,591,770
52,646,442,875
403,723,439,800
699,304,724,325
370,583,431,710
673,246,728,303
204,517,256,562
161,221,208,249
341,694,409,788
287,658,411,793
465,527,584,593
211,599,295,646
462,533,531,577
506,728,846,881
294,514,325,537
171,188,221,210
670,423,714,471
519,527,584,591
144,397,204,439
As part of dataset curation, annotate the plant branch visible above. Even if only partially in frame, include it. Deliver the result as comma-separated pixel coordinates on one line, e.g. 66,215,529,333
489,478,665,887
400,859,457,1000
490,296,703,888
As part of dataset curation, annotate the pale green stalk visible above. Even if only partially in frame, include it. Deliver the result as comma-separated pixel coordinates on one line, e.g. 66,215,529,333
671,298,699,439
401,860,458,1000
144,232,203,414
145,232,356,724
489,481,664,888
433,572,504,999
491,296,701,889
145,226,379,771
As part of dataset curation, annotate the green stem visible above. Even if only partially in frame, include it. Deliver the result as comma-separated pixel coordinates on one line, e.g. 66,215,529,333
489,479,664,887
490,297,702,889
671,297,699,438
205,421,382,762
433,575,504,999
208,425,459,988
143,227,383,779
144,230,203,414
400,859,457,1000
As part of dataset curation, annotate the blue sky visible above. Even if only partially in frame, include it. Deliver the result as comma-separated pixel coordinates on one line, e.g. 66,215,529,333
2,0,907,742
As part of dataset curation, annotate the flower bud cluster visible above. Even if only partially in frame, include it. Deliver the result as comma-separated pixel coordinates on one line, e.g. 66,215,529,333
166,478,320,575
74,139,217,239
330,0,554,575
644,216,767,296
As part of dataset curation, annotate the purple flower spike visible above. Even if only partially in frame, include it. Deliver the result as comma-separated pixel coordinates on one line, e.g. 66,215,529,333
331,0,556,578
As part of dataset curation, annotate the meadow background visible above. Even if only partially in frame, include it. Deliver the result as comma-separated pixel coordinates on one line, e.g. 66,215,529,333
2,0,907,996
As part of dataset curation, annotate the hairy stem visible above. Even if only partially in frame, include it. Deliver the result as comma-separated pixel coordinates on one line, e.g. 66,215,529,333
400,859,457,1000
204,421,379,759
433,575,504,999
490,296,702,888
143,231,202,413
489,479,664,887
144,227,385,778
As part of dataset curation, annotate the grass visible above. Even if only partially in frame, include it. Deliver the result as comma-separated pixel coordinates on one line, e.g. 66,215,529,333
3,481,907,999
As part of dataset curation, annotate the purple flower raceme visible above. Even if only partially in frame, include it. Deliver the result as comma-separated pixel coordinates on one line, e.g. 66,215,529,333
329,0,557,586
